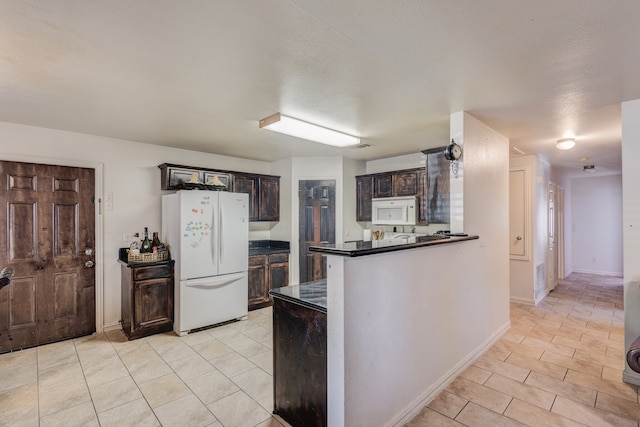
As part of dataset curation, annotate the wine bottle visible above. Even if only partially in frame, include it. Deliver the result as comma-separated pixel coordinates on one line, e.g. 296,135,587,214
151,232,161,249
141,227,152,253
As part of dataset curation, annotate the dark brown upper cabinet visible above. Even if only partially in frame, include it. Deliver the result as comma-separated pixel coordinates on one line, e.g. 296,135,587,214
159,163,279,222
356,176,374,222
373,173,393,198
393,170,419,196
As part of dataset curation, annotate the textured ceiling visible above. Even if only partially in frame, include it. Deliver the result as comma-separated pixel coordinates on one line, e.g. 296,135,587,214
1,1,637,175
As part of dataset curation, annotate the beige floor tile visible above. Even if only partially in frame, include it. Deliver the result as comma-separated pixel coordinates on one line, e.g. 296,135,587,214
231,367,273,401
182,369,239,404
427,390,467,418
595,391,640,421
168,354,217,380
257,393,275,412
97,397,159,427
552,395,637,427
0,348,36,370
573,347,624,370
38,360,84,389
505,352,567,380
227,337,270,359
406,406,466,426
493,339,544,360
602,366,623,382
539,350,603,377
459,365,492,384
39,401,99,427
242,325,273,344
482,345,511,361
88,375,143,413
128,354,173,384
138,373,191,408
152,340,197,363
81,356,130,388
504,398,584,427
0,383,38,424
36,341,79,370
207,390,271,427
208,325,248,345
565,369,638,402
210,351,257,377
473,355,530,382
249,348,274,374
255,417,286,427
521,336,575,358
191,338,234,360
484,374,555,410
38,379,91,417
0,362,37,393
153,394,217,427
455,402,526,426
445,377,512,414
551,334,607,354
524,371,596,406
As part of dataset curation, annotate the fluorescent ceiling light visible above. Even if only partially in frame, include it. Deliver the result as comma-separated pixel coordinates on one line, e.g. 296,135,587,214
556,138,576,150
259,113,360,147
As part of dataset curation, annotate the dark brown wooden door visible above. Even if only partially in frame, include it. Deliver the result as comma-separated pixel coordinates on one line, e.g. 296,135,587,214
0,161,95,353
299,180,335,283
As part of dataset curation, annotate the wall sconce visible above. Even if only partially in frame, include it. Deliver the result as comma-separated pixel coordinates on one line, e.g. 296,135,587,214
259,113,360,147
556,138,576,150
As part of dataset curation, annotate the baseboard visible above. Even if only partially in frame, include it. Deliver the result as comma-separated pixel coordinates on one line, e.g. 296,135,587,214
103,322,122,332
572,268,623,277
534,289,550,305
510,295,535,305
390,320,512,426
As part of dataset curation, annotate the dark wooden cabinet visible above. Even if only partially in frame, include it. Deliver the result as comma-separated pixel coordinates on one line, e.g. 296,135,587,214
120,261,174,340
248,253,289,310
356,176,374,222
273,297,327,427
258,175,280,221
373,173,393,198
356,167,426,222
159,163,280,222
158,163,233,191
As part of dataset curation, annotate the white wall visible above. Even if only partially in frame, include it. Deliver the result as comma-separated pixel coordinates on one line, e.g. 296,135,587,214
621,99,640,385
327,111,510,426
571,174,623,276
0,121,271,329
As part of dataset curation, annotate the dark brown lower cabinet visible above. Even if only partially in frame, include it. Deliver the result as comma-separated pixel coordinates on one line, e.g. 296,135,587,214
248,253,289,310
120,260,174,340
273,297,327,427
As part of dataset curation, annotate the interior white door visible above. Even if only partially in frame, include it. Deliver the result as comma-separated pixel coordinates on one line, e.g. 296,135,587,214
509,168,528,260
547,182,558,290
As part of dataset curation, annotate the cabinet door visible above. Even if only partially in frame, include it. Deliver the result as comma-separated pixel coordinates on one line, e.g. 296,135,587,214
418,169,428,224
203,171,233,190
163,166,203,190
248,256,269,307
259,176,280,221
133,278,173,330
373,173,393,198
234,175,259,221
393,170,419,196
356,176,373,222
269,254,289,289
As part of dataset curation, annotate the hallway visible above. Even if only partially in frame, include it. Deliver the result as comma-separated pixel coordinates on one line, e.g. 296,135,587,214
408,273,635,426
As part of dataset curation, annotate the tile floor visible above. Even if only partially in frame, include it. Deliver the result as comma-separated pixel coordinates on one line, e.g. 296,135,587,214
0,272,636,427
407,272,638,426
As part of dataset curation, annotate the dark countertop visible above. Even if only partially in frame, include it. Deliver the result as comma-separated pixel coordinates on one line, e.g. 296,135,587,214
269,280,327,313
117,248,174,267
309,234,479,257
249,240,290,256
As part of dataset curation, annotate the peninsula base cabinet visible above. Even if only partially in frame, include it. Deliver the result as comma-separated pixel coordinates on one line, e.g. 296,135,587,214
120,261,174,340
248,253,289,310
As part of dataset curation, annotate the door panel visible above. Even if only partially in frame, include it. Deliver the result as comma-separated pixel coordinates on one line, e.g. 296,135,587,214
299,180,335,283
0,161,95,353
509,168,528,260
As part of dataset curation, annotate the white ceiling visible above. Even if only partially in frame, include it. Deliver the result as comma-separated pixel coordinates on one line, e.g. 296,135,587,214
1,1,637,175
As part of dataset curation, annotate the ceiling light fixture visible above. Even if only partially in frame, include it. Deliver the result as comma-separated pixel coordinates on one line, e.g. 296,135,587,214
259,113,360,148
556,137,576,150
583,165,596,173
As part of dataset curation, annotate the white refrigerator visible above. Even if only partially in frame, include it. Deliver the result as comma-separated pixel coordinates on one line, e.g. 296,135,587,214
162,190,249,336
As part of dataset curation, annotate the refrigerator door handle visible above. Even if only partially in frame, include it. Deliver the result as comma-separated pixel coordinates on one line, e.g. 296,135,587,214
184,272,245,289
220,204,224,264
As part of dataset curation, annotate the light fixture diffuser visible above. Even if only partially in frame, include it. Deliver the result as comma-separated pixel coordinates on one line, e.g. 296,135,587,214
556,138,576,150
259,113,360,147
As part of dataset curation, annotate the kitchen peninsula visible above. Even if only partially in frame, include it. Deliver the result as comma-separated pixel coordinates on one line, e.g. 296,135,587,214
271,234,485,427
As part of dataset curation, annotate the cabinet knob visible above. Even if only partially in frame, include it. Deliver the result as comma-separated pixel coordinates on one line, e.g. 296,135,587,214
516,236,522,241
84,260,95,268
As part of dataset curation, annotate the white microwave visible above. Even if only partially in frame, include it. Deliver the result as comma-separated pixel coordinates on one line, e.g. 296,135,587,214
371,196,417,225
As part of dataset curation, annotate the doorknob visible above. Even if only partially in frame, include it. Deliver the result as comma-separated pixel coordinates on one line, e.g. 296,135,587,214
516,236,522,241
84,260,95,268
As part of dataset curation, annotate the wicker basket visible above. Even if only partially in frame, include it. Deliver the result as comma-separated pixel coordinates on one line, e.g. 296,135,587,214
128,250,169,263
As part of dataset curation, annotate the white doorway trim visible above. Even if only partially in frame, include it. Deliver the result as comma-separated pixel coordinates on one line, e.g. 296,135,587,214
0,153,104,334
